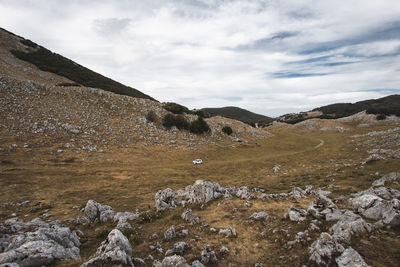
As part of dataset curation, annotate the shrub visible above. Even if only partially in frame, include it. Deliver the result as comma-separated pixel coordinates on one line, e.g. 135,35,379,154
162,114,189,130
376,114,386,120
20,39,38,48
163,102,190,114
189,117,210,134
146,110,157,122
222,126,233,135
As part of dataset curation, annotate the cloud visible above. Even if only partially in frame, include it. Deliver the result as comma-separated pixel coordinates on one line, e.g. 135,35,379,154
93,18,131,36
0,0,399,117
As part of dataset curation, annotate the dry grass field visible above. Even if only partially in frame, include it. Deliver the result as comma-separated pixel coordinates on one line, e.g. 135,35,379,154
1,124,399,266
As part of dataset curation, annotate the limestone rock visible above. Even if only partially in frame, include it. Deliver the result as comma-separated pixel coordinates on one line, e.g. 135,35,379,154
164,226,176,241
201,244,217,264
218,227,237,237
154,255,189,267
81,229,133,267
155,188,178,211
335,247,370,267
184,180,229,204
83,200,115,223
309,232,344,266
181,209,201,224
249,211,269,221
236,186,255,199
287,207,307,222
0,218,80,267
165,241,187,256
372,172,400,187
191,260,204,267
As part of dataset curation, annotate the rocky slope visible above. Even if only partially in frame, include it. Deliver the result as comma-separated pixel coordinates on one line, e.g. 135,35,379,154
0,29,270,154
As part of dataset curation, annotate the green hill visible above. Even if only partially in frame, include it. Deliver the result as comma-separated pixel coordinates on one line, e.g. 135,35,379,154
202,106,274,126
314,94,400,118
3,28,155,101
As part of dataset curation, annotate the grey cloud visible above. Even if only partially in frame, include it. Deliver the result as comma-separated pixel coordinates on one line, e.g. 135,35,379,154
93,18,131,36
300,20,400,54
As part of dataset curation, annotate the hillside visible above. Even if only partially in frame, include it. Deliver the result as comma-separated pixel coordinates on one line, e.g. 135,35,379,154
1,27,155,101
277,94,400,124
202,106,274,126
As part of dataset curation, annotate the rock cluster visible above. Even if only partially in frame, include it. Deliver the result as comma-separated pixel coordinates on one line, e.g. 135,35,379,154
0,218,80,266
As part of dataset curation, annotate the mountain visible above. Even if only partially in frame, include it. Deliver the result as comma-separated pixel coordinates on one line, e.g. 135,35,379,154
277,94,400,124
1,27,155,101
202,106,274,126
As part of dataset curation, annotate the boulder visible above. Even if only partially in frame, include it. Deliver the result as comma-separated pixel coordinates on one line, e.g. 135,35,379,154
201,244,217,264
81,229,133,267
372,172,400,187
335,247,371,267
291,187,307,199
236,186,255,199
181,209,201,224
0,218,80,267
330,211,372,244
165,241,187,256
83,200,115,223
249,211,269,221
155,188,178,211
218,227,237,237
349,188,400,226
309,232,344,266
191,260,204,267
164,226,176,241
154,255,189,267
184,180,228,204
287,207,307,222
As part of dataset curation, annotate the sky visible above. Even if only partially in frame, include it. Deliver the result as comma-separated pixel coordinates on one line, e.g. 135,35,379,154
1,0,400,117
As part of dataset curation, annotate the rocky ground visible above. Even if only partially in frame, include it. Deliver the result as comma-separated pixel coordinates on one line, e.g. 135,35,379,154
1,173,399,266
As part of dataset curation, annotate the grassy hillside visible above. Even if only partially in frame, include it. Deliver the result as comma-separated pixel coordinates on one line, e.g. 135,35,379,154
202,106,274,126
314,94,400,118
7,32,155,101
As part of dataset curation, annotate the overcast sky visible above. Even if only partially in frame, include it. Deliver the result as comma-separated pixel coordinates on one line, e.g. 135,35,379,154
1,0,400,116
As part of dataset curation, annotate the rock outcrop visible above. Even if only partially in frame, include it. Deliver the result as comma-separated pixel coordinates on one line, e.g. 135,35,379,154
0,218,80,267
155,188,178,212
81,229,133,267
84,200,115,223
181,209,201,224
335,247,370,267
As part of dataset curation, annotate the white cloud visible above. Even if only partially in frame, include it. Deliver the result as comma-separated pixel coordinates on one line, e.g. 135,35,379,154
0,0,399,117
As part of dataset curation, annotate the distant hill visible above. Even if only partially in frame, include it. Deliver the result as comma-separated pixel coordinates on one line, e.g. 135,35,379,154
278,94,400,124
314,94,400,118
202,106,274,126
1,28,155,101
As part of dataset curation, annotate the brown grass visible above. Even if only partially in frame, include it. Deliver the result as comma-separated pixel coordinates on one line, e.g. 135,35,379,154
1,125,399,266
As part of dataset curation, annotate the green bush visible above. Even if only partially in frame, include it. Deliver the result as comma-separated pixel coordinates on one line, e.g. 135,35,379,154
222,126,233,135
163,102,190,114
162,114,210,134
146,110,157,122
189,117,210,134
376,114,386,120
162,114,189,130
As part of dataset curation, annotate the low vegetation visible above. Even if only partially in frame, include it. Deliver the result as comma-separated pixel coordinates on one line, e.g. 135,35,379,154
11,45,155,101
162,113,210,134
222,125,233,135
201,106,274,127
314,95,400,118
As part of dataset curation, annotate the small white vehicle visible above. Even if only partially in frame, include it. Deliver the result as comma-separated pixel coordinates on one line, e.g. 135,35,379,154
192,159,203,164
